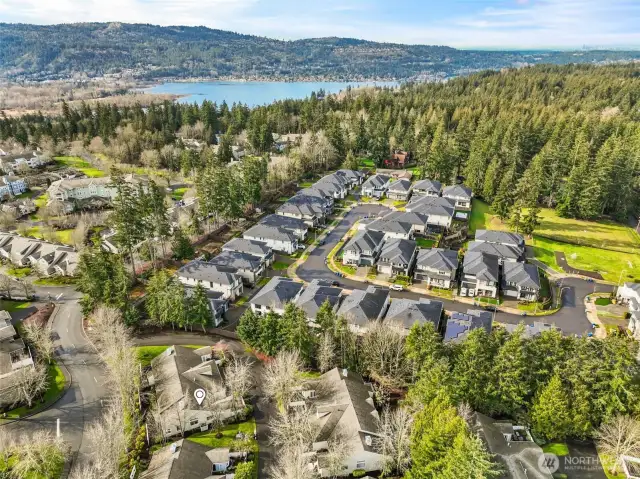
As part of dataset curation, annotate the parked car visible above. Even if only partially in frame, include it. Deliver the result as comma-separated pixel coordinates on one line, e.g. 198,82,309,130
331,280,341,287
389,284,404,291
297,244,306,250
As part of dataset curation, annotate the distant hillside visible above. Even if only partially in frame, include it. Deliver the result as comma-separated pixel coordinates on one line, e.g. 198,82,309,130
1,22,639,82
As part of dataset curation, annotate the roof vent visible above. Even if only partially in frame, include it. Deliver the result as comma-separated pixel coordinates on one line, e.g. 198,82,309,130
365,435,372,446
342,368,348,377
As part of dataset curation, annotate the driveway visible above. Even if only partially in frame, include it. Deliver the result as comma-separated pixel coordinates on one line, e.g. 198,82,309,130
296,204,614,337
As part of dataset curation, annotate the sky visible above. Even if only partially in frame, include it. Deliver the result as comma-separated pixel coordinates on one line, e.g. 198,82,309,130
0,0,639,49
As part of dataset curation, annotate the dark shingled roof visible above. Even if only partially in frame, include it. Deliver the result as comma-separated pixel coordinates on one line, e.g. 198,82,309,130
463,251,500,282
250,276,304,309
444,309,493,343
336,286,389,326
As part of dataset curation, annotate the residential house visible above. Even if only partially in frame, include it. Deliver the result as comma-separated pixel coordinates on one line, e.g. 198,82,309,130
0,234,78,276
222,238,274,267
385,179,413,201
2,199,36,218
342,230,385,266
259,214,309,240
209,251,265,286
413,248,459,289
0,176,27,200
360,175,392,198
296,187,335,213
250,276,304,316
369,211,430,235
306,368,383,477
147,346,240,439
474,230,526,261
384,150,413,169
335,169,365,188
242,224,298,255
47,176,116,202
314,173,349,199
336,286,390,333
461,251,500,298
444,309,494,343
141,440,245,479
502,262,541,301
412,179,442,197
467,241,524,264
0,313,35,409
376,238,417,276
384,298,443,333
501,321,558,338
405,196,456,229
176,260,243,301
442,184,473,210
295,279,343,323
473,412,553,479
184,287,228,327
0,150,47,172
277,195,327,227
617,282,640,338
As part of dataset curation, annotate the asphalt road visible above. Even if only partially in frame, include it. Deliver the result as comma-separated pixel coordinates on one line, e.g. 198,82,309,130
296,204,614,336
5,287,108,476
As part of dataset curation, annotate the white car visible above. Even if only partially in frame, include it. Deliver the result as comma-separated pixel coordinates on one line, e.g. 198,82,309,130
389,284,404,291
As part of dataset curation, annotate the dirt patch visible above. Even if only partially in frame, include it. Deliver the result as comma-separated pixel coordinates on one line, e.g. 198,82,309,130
22,303,55,328
554,252,604,280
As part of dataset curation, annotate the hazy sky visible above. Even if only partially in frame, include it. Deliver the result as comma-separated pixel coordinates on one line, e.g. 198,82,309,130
1,0,639,49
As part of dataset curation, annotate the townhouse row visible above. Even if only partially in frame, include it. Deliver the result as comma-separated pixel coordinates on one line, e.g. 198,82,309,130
0,233,78,277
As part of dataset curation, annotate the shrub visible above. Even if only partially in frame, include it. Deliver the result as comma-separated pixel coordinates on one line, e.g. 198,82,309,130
352,469,367,478
234,461,256,479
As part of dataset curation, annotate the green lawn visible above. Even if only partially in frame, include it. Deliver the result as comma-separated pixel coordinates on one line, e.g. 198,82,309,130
359,158,376,168
336,262,357,276
256,277,270,288
416,238,436,248
7,266,32,278
272,261,290,271
54,156,106,178
0,300,31,312
33,193,48,209
234,296,249,306
542,442,569,456
187,418,257,449
476,297,500,305
4,363,65,419
595,297,612,306
598,452,626,479
19,227,74,246
135,345,201,367
34,276,76,286
299,181,314,188
172,187,188,201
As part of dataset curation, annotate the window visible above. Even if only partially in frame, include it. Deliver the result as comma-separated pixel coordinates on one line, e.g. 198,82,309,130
356,460,366,469
189,418,199,426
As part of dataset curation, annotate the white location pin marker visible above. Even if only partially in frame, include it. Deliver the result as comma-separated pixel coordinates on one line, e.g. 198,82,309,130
194,388,206,405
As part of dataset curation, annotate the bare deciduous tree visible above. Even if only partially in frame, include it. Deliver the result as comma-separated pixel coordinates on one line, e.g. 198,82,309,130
11,364,48,408
17,278,35,299
225,355,254,407
375,407,413,476
361,320,411,389
0,211,16,230
268,406,317,452
317,331,337,373
23,320,55,364
11,430,69,479
83,399,128,478
71,219,87,249
458,401,474,427
268,443,318,479
596,415,640,474
0,273,13,299
263,350,303,411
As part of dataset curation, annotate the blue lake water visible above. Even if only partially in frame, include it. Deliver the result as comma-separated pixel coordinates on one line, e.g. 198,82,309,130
144,81,398,107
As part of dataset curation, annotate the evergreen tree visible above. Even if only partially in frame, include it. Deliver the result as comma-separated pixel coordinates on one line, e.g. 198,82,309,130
507,205,522,232
188,283,212,332
237,309,261,348
530,373,572,441
258,312,284,357
342,150,359,170
450,328,495,411
281,303,315,365
172,227,195,260
521,205,541,236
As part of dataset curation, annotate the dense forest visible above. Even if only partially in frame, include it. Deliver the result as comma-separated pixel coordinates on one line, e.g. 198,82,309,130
2,22,640,81
1,63,639,222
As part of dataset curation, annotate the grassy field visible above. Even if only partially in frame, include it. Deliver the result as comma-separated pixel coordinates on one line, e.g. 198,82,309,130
5,362,65,419
272,261,289,270
359,158,376,168
7,266,32,278
0,300,31,312
171,187,188,201
416,238,436,248
20,227,75,246
33,193,48,209
470,199,640,282
187,418,257,449
542,442,569,456
54,156,105,178
135,345,201,367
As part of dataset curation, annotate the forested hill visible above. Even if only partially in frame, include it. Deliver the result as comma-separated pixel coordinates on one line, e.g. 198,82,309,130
1,22,640,82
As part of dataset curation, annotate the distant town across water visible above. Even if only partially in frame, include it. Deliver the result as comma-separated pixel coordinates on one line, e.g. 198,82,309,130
143,80,399,106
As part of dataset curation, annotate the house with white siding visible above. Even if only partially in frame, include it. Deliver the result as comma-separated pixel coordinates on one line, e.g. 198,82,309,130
242,224,298,255
442,184,473,210
461,251,500,298
342,230,385,266
177,260,243,301
414,248,459,289
250,276,304,316
361,175,392,198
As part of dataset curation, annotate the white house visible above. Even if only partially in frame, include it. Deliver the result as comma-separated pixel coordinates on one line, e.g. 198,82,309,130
250,276,304,316
176,260,243,301
342,230,386,266
242,224,298,255
618,282,640,338
361,175,392,198
0,176,27,200
442,184,473,210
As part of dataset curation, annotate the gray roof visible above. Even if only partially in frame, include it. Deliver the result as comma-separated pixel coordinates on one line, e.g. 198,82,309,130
296,280,343,320
0,317,16,342
501,321,558,338
444,309,493,342
209,250,263,272
243,223,296,243
141,439,228,479
362,174,391,190
475,230,525,248
367,217,413,236
463,251,500,282
378,238,417,265
405,195,455,218
416,248,459,273
250,276,304,309
468,241,523,261
260,213,308,232
380,211,429,228
337,286,389,327
277,195,325,217
336,169,364,182
387,179,412,193
502,262,541,290
222,237,272,257
183,287,228,315
344,230,385,254
177,260,239,286
413,179,442,193
442,184,472,200
385,298,443,330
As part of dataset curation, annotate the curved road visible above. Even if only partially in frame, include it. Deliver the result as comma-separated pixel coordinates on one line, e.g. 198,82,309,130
297,204,614,336
4,287,107,476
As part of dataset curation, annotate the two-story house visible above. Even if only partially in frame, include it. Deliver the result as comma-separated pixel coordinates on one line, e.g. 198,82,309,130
0,313,35,410
444,309,494,343
384,298,443,334
502,262,541,301
249,276,304,316
413,248,459,289
277,195,327,227
342,230,386,266
209,251,265,286
259,214,309,240
474,230,526,262
361,175,392,198
336,286,390,334
177,260,244,301
295,279,343,324
385,179,413,201
376,238,417,276
405,196,456,230
412,179,442,197
461,251,500,298
442,184,473,210
222,237,274,267
467,241,523,264
242,224,298,255
0,176,27,200
335,169,365,188
617,282,640,338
